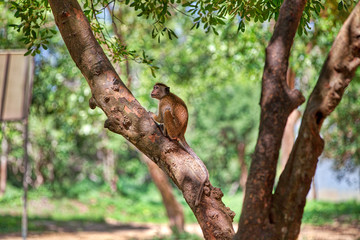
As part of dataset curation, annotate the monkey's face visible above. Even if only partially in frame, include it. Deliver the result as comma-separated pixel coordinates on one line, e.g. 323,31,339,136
151,84,169,99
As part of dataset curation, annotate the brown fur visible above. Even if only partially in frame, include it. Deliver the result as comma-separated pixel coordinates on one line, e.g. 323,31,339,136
150,83,208,206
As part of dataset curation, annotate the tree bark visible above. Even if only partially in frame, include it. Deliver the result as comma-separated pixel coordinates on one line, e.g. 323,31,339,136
141,155,185,233
236,0,306,238
237,142,247,191
108,7,132,89
97,131,117,192
48,1,235,239
271,3,360,239
107,9,185,232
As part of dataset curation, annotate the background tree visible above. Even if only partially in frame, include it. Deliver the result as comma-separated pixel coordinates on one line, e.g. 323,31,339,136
5,0,360,239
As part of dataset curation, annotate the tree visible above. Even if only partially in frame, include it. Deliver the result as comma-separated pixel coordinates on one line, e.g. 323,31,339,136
11,0,360,239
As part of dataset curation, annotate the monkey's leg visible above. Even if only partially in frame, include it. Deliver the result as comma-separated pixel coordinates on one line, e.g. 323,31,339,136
163,110,181,140
154,122,166,136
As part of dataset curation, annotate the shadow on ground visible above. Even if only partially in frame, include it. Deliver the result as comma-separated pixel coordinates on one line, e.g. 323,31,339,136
0,215,149,234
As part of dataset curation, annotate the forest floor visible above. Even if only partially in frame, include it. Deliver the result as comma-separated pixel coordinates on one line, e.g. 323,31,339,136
0,219,359,240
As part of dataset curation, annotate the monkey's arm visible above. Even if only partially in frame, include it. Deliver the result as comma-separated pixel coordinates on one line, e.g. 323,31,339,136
150,112,163,123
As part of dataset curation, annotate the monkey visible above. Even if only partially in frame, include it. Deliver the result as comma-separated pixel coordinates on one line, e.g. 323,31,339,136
150,83,209,206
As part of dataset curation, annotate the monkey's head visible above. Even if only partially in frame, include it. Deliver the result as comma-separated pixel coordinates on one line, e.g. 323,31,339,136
151,83,170,99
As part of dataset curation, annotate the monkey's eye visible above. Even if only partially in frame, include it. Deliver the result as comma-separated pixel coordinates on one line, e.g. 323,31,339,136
154,86,158,89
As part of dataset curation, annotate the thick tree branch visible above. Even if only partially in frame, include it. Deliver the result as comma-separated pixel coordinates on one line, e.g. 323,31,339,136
235,0,306,238
271,3,360,239
48,0,235,239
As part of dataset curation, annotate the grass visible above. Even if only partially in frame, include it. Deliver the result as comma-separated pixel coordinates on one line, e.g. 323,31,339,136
0,183,359,235
303,200,360,225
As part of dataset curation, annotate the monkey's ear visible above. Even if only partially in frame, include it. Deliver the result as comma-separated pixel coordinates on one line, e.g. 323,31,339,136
165,87,170,94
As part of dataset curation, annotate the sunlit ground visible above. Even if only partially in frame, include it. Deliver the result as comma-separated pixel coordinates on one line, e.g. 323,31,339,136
0,184,359,239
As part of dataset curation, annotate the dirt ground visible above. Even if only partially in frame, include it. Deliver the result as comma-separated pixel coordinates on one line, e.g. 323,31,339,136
1,220,359,240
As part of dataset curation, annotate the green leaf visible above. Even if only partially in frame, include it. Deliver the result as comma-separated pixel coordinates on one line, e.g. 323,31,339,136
150,67,156,78
24,50,32,56
167,30,172,40
190,22,197,30
212,27,219,35
217,18,225,25
338,1,343,11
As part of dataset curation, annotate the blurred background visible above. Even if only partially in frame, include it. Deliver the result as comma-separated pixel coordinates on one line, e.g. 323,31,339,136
0,0,359,239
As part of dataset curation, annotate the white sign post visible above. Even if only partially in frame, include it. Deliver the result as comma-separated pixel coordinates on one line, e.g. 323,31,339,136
0,50,34,240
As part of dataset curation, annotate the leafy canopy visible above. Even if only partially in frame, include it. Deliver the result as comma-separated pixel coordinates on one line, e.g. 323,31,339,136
10,0,357,64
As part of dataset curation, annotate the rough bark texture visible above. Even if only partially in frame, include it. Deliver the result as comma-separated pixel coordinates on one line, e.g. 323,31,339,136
110,9,184,230
271,3,360,239
235,0,306,238
141,155,185,233
237,1,360,239
48,1,235,239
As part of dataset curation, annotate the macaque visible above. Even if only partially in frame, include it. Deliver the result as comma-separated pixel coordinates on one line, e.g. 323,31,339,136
150,83,209,206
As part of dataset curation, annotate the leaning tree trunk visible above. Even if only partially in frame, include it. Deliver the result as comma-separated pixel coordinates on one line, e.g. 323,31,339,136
236,1,360,240
271,3,360,239
48,1,235,239
108,11,185,230
236,0,306,238
141,155,185,233
237,142,248,191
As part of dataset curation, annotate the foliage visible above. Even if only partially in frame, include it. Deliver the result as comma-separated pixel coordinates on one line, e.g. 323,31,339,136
1,184,358,234
9,0,55,55
1,5,149,192
323,78,360,169
123,0,356,36
9,0,358,65
1,1,359,234
0,1,26,48
289,0,360,169
0,183,197,232
1,0,359,195
125,14,268,187
303,200,360,225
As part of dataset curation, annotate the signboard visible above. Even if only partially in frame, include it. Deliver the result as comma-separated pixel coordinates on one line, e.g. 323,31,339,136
0,50,33,121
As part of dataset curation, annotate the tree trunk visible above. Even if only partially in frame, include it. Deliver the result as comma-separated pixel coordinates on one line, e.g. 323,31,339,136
236,0,306,238
97,131,117,192
141,155,185,233
0,122,8,196
108,11,185,231
48,1,235,239
237,1,360,239
22,119,30,239
311,177,317,200
237,142,247,191
271,4,360,238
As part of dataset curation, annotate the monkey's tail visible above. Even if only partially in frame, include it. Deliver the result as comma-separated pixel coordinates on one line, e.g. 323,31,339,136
179,136,199,161
179,136,208,206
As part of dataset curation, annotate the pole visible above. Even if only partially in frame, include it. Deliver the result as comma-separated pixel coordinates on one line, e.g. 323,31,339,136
22,118,29,240
0,122,8,196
